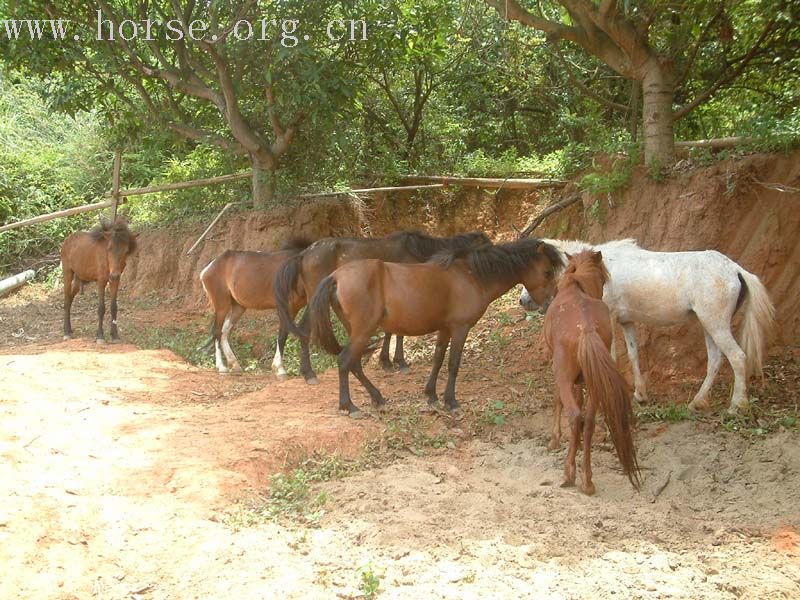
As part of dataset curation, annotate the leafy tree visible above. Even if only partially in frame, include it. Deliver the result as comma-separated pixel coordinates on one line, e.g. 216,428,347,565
484,0,798,165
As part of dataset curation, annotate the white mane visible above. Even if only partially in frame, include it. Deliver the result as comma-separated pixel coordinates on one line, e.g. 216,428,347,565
542,237,640,257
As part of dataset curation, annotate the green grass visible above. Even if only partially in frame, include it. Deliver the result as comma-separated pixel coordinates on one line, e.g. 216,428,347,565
635,403,694,423
357,564,381,599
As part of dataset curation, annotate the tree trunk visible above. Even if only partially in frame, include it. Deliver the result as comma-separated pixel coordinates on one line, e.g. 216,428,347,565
251,158,276,209
640,61,675,165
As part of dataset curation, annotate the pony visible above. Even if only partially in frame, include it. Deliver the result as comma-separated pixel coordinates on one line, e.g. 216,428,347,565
543,250,640,495
199,238,312,376
274,230,491,384
308,238,563,418
60,215,138,343
521,239,775,413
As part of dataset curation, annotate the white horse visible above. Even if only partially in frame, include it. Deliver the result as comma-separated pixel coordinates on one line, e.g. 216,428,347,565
520,239,775,412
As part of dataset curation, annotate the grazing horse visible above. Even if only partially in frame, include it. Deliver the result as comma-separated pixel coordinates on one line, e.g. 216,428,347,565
543,250,640,495
521,239,775,413
199,238,312,376
308,238,563,417
274,230,491,384
60,216,138,343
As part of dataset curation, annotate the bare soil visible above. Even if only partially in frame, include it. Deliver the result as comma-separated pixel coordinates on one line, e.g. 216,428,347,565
1,284,798,599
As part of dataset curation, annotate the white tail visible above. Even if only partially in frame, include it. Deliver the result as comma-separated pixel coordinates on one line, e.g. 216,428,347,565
737,269,776,378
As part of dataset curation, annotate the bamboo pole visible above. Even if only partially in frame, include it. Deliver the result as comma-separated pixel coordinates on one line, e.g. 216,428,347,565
0,199,115,234
105,171,252,198
675,137,755,149
110,150,122,221
186,202,242,255
290,183,444,199
403,176,567,189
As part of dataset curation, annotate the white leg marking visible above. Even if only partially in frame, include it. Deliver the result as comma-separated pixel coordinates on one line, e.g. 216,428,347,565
220,315,242,371
215,339,227,373
271,339,286,376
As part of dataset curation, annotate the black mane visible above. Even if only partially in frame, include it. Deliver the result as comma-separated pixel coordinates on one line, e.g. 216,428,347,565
394,230,491,261
88,218,137,253
434,238,563,286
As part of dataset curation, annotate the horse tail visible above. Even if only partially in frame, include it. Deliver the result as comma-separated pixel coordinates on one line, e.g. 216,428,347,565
308,275,342,355
273,254,306,338
577,329,641,490
736,269,776,378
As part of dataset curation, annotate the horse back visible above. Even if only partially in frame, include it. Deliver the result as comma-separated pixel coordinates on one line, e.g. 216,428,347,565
545,286,613,353
60,231,106,282
212,249,302,311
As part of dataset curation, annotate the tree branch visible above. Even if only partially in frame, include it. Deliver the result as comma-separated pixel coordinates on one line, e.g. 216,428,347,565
673,18,776,121
553,44,628,111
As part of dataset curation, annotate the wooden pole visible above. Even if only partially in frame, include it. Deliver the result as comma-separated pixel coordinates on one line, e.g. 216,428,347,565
186,202,242,255
0,199,115,234
0,269,35,298
675,137,755,149
105,171,252,198
518,192,582,238
290,183,444,199
403,176,567,189
110,150,122,221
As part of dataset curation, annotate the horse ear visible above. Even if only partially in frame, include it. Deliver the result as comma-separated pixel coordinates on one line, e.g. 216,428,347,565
99,215,111,230
564,252,573,261
593,251,603,262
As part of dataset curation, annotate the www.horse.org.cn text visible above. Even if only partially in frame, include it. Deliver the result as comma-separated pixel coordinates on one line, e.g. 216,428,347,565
1,14,371,47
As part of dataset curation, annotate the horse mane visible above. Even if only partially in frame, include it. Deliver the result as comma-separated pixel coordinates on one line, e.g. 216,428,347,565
395,230,491,261
599,238,639,249
89,218,137,253
280,237,314,252
435,238,563,287
558,250,609,297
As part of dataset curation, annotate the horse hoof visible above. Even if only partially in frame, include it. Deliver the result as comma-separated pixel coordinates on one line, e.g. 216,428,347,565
425,399,442,411
63,335,72,341
379,362,393,372
560,479,575,488
547,440,560,451
581,484,596,496
688,399,708,412
305,377,320,386
96,338,106,345
348,410,366,420
396,365,411,375
110,338,122,345
448,407,465,421
275,372,288,381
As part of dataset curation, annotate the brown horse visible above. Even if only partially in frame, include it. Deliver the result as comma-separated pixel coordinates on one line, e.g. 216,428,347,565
274,230,491,384
60,216,138,343
543,250,640,495
199,238,311,376
308,238,563,417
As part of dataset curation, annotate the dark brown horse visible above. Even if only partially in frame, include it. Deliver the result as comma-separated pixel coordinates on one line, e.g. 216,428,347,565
61,216,138,343
274,230,491,384
308,238,563,417
199,238,311,376
543,250,640,495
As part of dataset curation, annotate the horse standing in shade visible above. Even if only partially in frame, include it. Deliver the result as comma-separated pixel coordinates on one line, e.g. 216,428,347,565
543,250,640,495
308,238,563,417
60,216,138,343
521,239,775,413
199,238,312,376
274,230,491,384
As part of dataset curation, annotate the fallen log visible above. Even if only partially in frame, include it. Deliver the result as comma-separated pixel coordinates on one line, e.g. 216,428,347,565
518,192,582,238
0,269,35,298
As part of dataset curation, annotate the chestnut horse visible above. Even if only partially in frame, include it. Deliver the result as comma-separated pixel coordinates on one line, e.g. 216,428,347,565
274,230,490,384
308,238,562,417
543,250,640,495
61,216,138,343
199,238,311,376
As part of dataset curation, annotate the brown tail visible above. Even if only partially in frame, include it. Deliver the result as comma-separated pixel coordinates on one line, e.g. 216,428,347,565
308,275,342,355
577,329,641,490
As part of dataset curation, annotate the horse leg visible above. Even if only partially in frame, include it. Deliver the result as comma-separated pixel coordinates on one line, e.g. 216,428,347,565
378,333,393,371
442,327,469,413
296,310,318,385
548,387,562,450
63,267,76,339
393,335,410,374
108,277,121,343
348,340,386,410
95,279,107,344
580,388,597,496
688,332,723,411
335,345,362,417
560,383,582,489
700,325,748,413
620,322,647,403
211,308,229,373
271,323,289,380
424,330,450,409
220,303,245,373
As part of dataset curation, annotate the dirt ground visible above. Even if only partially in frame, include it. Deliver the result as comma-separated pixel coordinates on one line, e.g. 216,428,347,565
1,285,798,599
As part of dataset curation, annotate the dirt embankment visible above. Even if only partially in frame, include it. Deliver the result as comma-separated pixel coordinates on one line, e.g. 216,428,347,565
123,150,800,386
